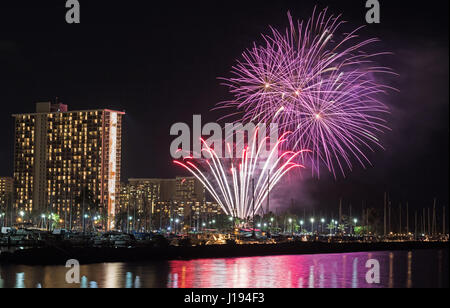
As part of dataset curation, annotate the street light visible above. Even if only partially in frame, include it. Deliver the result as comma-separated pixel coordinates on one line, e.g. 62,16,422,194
300,220,304,235
310,218,315,234
287,218,293,234
128,216,133,233
321,218,325,233
174,219,180,234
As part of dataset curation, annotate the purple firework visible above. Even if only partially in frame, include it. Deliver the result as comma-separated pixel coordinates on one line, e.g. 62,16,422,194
218,8,397,177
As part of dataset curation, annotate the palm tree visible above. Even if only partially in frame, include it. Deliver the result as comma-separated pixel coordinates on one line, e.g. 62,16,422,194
115,210,129,232
75,187,97,233
327,223,335,235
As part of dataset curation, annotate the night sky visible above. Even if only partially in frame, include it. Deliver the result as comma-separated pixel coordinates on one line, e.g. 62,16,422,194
0,0,448,212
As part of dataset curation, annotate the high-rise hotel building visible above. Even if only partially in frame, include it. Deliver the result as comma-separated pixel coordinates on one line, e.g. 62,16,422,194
13,102,124,230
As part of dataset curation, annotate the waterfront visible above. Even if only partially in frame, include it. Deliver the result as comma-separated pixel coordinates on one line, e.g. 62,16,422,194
0,249,447,288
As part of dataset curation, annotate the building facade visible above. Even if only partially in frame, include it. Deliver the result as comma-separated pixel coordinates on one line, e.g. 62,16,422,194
174,176,204,203
0,177,13,196
0,177,14,212
13,103,124,230
119,177,222,232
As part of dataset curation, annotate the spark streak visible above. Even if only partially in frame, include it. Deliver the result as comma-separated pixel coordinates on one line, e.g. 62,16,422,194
174,129,308,219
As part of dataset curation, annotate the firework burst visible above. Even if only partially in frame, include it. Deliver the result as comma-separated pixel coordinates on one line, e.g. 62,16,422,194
218,8,397,177
174,129,308,219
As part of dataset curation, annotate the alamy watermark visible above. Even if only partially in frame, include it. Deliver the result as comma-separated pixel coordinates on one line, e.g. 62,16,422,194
366,259,381,284
170,115,279,160
65,259,80,284
65,0,80,24
64,1,379,25
366,0,381,24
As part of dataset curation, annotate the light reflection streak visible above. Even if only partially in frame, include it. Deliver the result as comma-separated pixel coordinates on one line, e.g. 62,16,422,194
352,257,359,288
319,263,325,288
126,272,133,288
104,263,122,288
0,251,447,288
407,252,412,288
15,273,25,288
308,266,315,288
389,252,394,288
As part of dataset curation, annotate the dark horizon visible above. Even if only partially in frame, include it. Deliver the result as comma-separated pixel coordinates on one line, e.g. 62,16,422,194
0,0,448,211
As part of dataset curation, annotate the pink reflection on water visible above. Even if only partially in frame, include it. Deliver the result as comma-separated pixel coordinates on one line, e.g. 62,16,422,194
0,250,447,288
168,252,390,288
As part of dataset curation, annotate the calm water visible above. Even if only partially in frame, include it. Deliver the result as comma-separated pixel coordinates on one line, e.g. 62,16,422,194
0,250,447,288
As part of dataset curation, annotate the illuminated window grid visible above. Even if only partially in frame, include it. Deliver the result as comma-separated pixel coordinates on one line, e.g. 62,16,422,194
12,109,124,229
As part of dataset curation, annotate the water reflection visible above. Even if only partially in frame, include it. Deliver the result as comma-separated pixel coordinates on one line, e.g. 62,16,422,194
389,252,394,288
0,250,447,288
407,251,412,288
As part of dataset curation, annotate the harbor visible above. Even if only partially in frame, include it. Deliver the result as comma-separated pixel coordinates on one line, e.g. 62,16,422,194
1,227,448,265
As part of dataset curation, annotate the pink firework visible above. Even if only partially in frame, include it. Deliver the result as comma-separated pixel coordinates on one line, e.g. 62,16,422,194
218,8,397,177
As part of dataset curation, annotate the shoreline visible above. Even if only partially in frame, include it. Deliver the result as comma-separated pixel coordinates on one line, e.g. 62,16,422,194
0,241,448,266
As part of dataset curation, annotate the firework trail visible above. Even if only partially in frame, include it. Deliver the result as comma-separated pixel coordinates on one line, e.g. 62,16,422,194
174,129,308,219
218,8,397,177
